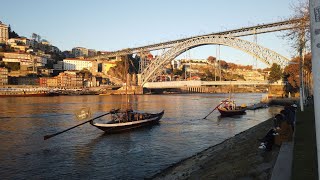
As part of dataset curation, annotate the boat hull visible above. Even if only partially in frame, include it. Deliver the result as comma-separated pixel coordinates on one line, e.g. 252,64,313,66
91,110,164,133
218,108,246,117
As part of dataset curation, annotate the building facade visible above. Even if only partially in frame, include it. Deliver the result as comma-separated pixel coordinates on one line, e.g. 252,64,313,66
7,37,31,47
63,58,93,71
88,49,97,57
39,77,58,87
57,71,83,87
72,47,89,57
2,52,48,69
0,67,8,85
102,61,117,74
0,22,9,44
53,61,64,70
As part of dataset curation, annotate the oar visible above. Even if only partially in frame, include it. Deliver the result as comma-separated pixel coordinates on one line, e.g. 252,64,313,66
203,101,225,119
44,109,119,140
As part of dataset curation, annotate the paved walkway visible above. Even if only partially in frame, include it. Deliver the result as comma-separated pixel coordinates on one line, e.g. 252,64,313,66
292,105,318,179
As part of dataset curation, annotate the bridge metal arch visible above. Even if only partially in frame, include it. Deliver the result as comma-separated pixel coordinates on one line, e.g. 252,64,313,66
140,35,290,86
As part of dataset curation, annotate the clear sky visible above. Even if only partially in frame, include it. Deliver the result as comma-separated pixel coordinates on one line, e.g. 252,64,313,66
0,0,302,68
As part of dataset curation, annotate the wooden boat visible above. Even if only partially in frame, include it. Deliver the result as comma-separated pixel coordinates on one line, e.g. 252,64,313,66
91,57,164,133
217,99,246,117
90,110,164,133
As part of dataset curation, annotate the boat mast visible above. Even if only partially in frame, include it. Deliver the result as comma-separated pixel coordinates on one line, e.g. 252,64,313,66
125,56,128,111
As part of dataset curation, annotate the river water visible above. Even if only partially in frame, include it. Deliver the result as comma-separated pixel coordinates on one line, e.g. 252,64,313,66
0,93,282,179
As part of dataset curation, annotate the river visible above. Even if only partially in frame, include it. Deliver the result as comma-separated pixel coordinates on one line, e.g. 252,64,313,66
0,93,282,179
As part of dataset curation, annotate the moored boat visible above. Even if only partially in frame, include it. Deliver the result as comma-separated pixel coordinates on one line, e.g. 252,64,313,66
217,99,246,117
90,110,164,133
92,56,164,132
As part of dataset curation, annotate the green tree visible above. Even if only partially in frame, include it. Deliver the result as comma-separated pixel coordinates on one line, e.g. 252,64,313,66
8,25,19,38
268,63,282,83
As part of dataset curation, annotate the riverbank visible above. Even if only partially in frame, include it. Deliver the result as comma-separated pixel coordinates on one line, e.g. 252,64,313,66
150,118,280,179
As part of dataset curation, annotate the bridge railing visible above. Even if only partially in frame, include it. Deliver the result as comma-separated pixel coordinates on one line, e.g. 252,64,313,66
143,80,284,88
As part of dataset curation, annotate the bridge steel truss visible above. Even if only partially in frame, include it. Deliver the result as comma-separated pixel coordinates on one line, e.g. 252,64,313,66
93,18,305,86
140,35,290,86
96,18,303,59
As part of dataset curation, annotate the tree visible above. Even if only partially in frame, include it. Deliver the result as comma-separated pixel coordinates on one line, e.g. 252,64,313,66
284,0,310,51
8,25,19,38
283,52,312,92
207,56,216,63
284,60,299,93
219,60,228,69
268,63,282,83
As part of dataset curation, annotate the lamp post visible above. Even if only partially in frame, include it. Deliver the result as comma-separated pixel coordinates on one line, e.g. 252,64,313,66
299,42,304,112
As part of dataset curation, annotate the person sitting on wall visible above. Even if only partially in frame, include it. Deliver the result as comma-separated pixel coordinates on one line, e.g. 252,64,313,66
258,114,287,151
274,112,294,146
258,128,277,151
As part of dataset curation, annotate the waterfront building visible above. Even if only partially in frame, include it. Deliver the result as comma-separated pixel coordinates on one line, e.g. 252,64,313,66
0,67,8,85
57,71,83,87
63,58,93,71
47,78,58,87
72,47,89,57
39,77,58,87
0,22,9,44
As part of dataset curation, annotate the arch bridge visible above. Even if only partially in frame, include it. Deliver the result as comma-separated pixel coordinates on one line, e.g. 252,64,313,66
140,35,290,86
94,18,305,86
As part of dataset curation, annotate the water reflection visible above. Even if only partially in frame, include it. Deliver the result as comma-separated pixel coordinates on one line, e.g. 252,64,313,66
0,93,283,179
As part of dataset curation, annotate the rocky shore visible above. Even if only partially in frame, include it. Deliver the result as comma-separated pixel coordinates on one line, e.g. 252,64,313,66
150,118,280,180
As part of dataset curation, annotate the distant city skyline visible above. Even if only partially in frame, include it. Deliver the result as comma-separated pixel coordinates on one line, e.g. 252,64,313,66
0,0,303,68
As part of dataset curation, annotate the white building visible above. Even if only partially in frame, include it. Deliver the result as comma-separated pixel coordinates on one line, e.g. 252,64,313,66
0,21,9,44
63,58,93,71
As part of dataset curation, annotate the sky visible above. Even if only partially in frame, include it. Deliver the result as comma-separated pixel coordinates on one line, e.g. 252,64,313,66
0,0,303,68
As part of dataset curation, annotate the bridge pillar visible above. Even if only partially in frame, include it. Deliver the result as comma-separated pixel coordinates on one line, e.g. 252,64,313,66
137,74,142,86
